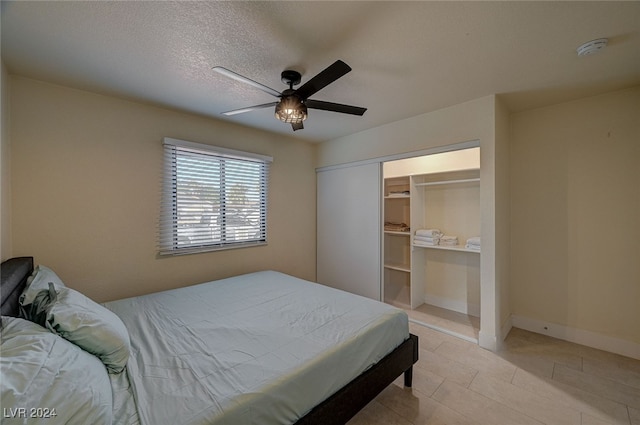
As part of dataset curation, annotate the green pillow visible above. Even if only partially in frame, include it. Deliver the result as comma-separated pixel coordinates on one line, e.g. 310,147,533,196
20,265,66,306
20,277,131,374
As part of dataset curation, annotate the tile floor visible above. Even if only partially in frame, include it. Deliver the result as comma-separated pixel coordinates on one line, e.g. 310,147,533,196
348,323,640,425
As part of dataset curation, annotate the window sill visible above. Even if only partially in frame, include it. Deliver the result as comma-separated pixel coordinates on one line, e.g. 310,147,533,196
158,241,268,257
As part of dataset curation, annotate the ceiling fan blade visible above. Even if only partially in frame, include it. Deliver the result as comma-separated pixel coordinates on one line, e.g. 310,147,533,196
306,99,367,116
221,102,278,116
294,60,352,100
291,121,304,131
213,66,281,98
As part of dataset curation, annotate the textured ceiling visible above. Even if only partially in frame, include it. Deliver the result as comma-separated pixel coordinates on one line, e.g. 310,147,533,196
2,1,639,143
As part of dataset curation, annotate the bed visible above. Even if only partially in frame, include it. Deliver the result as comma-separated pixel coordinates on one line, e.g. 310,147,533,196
1,257,418,424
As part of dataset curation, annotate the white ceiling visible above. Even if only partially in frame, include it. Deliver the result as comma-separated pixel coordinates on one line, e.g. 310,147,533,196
2,1,639,143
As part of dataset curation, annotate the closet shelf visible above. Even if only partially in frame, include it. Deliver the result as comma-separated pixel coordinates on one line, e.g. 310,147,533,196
384,263,411,273
414,177,480,187
412,244,480,253
384,230,411,236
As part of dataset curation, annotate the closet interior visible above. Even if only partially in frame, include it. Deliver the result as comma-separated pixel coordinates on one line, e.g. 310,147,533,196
383,147,481,341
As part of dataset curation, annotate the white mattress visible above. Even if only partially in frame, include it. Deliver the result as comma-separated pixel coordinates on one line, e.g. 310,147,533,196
104,271,408,425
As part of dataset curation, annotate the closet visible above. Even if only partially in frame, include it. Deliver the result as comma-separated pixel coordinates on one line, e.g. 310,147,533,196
383,147,481,340
317,162,382,300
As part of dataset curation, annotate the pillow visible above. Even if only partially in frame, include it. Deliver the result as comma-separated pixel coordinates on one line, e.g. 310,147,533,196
19,270,131,374
20,265,66,306
19,282,59,330
0,316,113,425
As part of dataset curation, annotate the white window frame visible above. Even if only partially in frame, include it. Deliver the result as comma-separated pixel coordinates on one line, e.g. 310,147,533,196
159,138,272,256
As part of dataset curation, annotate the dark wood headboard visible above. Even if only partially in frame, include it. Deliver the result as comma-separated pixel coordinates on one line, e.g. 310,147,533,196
1,257,34,317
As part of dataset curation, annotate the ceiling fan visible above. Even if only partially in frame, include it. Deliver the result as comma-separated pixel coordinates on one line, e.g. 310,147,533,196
212,60,367,131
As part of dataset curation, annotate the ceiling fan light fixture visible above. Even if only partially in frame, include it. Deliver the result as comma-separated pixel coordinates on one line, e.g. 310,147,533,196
275,96,307,124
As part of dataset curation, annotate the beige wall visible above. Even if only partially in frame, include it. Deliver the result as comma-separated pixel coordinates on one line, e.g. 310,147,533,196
1,61,11,261
9,76,317,302
510,86,640,345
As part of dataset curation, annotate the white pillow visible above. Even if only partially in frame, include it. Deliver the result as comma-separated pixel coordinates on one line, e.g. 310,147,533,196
49,286,131,373
20,265,66,305
0,316,113,425
19,266,131,374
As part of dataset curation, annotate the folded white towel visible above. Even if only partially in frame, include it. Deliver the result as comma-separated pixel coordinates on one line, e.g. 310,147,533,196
440,236,459,246
414,239,438,246
466,237,481,246
413,235,440,240
388,191,410,197
414,238,439,246
415,229,442,237
465,244,481,251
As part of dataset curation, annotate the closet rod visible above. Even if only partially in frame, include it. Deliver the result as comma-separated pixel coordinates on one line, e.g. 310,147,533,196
414,177,480,187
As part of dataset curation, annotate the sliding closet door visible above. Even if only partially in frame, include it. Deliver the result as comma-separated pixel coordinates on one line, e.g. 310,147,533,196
317,162,381,300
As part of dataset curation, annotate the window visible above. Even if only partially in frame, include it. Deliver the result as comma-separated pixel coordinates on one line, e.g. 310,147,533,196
159,138,272,255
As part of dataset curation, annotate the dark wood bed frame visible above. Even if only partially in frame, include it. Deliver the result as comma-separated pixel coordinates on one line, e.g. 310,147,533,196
1,256,419,425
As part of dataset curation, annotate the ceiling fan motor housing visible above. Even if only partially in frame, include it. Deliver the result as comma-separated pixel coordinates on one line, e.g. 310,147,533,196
281,70,302,87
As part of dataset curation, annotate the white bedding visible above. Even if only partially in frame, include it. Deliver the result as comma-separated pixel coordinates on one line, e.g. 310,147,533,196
0,317,113,425
109,370,140,425
104,271,408,425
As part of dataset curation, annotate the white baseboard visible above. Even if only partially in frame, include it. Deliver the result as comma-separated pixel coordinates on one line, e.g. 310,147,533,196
475,317,511,352
424,294,480,318
511,315,640,360
478,330,498,351
500,315,513,343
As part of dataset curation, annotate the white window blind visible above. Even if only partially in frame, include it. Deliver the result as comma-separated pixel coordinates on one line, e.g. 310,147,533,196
159,138,272,255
